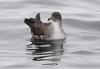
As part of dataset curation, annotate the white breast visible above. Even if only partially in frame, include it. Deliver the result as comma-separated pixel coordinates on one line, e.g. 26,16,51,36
45,20,66,40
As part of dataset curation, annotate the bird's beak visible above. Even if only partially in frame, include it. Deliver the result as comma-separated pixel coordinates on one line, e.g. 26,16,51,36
48,16,53,21
24,18,28,20
48,18,51,21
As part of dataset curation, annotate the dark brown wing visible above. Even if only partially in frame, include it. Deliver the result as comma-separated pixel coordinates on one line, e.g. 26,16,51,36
35,13,41,22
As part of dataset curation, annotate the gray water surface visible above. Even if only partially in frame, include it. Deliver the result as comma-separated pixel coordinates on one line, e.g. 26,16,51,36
1,0,100,69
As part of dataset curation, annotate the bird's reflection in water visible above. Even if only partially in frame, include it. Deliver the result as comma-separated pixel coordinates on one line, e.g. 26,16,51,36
26,39,65,65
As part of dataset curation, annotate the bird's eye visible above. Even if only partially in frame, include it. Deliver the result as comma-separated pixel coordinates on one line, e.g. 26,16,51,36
56,15,58,16
53,13,59,17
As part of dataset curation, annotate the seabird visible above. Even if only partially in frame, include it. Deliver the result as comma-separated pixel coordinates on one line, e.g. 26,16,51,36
44,12,66,40
24,12,66,40
24,13,51,39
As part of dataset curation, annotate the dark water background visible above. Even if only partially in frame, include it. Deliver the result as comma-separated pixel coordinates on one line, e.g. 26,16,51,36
1,0,100,69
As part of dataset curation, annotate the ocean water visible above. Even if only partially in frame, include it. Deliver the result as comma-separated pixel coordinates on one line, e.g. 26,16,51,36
0,0,100,69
